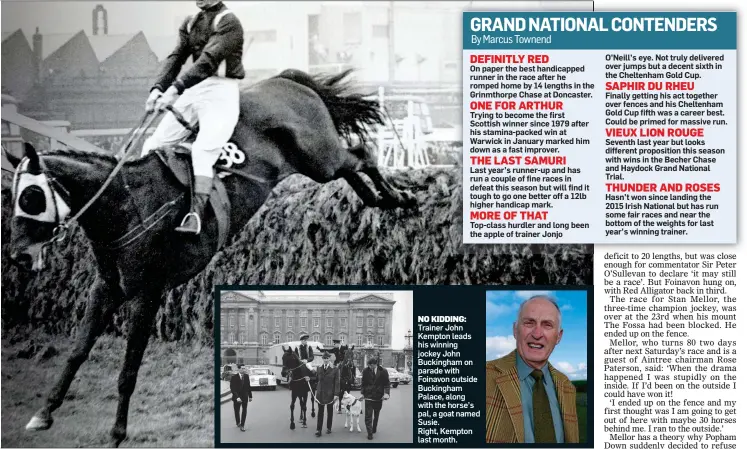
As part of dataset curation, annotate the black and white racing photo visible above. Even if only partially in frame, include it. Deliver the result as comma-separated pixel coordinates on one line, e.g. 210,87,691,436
217,289,414,443
2,0,592,447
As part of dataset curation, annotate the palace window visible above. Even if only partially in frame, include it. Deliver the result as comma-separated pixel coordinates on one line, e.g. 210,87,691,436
378,335,384,346
312,333,320,342
367,335,373,345
300,317,307,328
357,317,363,327
314,318,320,328
378,318,384,328
261,334,268,345
357,334,363,346
340,317,347,328
287,332,294,341
275,317,281,328
339,334,346,344
325,334,333,346
326,318,333,328
367,317,373,328
274,332,281,344
287,317,293,328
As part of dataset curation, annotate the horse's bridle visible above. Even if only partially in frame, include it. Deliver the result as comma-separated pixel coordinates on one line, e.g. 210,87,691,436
284,351,308,375
15,107,186,248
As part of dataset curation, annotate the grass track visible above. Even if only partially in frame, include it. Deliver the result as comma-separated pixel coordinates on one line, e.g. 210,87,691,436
1,333,214,448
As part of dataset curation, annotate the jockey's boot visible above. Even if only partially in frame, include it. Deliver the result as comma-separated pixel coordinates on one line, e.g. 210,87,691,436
176,175,212,234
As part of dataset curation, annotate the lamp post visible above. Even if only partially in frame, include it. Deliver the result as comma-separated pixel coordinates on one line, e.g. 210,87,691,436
375,344,384,366
404,329,413,373
363,342,374,369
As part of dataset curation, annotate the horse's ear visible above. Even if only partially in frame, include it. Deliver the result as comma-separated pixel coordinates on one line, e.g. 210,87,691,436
23,142,41,173
2,142,32,169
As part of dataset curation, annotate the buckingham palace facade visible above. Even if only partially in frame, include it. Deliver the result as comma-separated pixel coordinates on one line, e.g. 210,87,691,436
219,291,397,367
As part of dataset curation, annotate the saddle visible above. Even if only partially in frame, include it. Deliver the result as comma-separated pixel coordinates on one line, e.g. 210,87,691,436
152,146,231,249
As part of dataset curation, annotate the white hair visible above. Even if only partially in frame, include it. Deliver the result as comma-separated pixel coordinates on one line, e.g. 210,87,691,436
515,295,562,330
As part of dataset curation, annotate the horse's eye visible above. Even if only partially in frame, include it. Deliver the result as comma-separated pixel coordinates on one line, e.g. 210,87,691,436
18,185,47,215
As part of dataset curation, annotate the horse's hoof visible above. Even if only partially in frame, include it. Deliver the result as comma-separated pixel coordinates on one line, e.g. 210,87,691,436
25,415,53,431
302,424,307,428
290,422,296,430
109,428,126,447
311,412,316,418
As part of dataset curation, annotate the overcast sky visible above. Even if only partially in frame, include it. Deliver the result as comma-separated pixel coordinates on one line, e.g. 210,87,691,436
2,1,592,39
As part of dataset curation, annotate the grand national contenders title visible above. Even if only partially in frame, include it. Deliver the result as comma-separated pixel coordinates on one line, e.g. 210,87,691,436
469,16,719,33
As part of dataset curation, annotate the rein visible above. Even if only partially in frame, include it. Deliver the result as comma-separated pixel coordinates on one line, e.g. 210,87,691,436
41,110,160,246
27,104,271,250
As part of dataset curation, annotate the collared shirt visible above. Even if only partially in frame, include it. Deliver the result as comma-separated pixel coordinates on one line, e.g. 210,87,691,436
516,355,564,443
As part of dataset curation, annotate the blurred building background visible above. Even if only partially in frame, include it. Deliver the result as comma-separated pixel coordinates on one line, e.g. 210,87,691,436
219,290,413,372
2,2,467,130
2,1,590,172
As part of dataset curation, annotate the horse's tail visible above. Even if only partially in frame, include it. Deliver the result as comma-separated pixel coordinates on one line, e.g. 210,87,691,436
277,68,385,143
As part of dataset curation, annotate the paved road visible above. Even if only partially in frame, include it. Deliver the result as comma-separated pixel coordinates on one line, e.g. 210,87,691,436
219,384,413,444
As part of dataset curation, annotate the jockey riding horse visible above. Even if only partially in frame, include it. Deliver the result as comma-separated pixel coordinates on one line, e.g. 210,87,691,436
142,0,244,234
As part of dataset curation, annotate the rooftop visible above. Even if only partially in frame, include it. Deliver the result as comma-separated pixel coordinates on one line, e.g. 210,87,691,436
89,33,137,62
41,32,80,60
223,291,395,304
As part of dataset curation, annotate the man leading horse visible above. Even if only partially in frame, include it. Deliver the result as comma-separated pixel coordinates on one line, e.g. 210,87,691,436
142,0,244,234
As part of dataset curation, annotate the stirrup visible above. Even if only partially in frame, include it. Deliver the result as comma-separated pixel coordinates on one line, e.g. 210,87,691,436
175,212,201,234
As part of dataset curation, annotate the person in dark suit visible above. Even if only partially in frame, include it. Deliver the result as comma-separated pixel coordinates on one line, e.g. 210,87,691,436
315,352,340,437
298,332,315,363
360,358,390,440
230,366,252,431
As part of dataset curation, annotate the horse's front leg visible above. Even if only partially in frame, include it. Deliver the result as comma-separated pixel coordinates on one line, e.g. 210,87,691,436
300,393,307,428
26,276,123,432
109,294,161,447
362,165,418,209
290,392,296,430
334,143,417,209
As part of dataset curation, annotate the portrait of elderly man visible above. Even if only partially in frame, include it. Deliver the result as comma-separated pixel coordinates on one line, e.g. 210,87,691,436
486,294,579,444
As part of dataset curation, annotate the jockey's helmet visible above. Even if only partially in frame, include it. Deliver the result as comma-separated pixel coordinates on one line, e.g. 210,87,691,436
195,0,221,9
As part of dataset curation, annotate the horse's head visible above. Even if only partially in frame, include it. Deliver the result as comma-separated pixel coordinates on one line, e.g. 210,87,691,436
280,346,300,377
5,143,71,272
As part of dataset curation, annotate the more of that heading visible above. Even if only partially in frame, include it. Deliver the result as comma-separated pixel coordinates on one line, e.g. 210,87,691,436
469,16,719,33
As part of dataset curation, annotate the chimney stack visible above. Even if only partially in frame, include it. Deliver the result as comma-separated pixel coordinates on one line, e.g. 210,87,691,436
32,27,42,84
92,4,108,36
